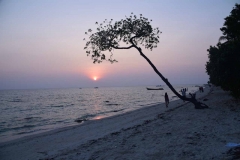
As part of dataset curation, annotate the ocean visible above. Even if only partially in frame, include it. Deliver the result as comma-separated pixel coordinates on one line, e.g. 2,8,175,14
0,85,200,142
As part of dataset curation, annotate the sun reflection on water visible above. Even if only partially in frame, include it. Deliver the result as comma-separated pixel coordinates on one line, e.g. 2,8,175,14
92,115,106,120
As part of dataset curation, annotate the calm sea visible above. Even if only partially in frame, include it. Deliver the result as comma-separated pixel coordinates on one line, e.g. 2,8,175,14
0,85,200,142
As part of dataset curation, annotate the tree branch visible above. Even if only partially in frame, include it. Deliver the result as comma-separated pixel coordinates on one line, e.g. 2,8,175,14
130,35,143,45
110,35,142,50
111,45,134,49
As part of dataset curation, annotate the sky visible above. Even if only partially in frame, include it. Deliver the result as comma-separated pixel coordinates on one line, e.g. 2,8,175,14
0,0,238,89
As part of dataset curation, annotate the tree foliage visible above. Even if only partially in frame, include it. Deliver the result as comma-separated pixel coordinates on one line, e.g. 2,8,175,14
84,13,161,63
206,4,240,98
220,4,240,42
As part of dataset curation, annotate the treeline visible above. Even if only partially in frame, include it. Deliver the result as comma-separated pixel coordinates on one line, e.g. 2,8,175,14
206,4,240,98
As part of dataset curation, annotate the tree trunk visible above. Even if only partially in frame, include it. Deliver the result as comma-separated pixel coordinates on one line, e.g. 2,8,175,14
134,46,209,109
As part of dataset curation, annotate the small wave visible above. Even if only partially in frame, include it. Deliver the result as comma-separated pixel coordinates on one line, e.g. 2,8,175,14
139,102,162,106
0,128,9,133
24,117,34,120
24,117,41,121
16,131,30,135
16,130,36,135
51,105,64,108
8,99,23,102
23,125,35,128
112,109,124,112
75,114,96,122
93,109,125,117
56,120,64,123
74,118,87,123
11,125,35,131
74,110,126,122
106,103,119,106
134,100,144,103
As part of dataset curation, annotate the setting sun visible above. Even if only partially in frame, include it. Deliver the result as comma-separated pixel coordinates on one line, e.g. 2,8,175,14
93,76,97,81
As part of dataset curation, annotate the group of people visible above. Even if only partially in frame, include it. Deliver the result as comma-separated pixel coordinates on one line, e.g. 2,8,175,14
164,88,189,108
164,86,205,108
180,88,188,98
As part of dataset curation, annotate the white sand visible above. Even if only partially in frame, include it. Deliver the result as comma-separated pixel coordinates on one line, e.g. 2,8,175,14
0,86,240,160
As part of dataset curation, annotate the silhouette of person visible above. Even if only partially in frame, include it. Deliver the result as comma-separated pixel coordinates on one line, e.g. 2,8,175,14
165,92,169,108
181,89,186,102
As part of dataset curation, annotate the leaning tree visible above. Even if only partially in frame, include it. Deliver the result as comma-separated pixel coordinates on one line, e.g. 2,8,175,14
84,13,208,109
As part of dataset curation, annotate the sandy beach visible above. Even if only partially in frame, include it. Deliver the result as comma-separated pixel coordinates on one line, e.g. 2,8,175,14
0,86,240,160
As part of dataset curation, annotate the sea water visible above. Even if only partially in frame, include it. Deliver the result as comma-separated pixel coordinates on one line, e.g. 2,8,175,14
0,85,201,142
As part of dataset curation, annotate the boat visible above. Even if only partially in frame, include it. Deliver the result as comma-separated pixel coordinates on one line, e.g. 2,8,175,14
146,87,164,90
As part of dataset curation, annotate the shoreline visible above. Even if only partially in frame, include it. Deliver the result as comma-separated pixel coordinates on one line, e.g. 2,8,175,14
0,87,208,145
0,85,199,143
2,86,239,159
0,86,202,144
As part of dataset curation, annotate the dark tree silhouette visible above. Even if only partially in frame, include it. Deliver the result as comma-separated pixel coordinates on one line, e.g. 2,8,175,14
220,4,240,42
206,4,240,98
84,13,208,109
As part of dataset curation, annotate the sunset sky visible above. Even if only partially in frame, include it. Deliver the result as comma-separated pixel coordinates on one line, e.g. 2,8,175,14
0,0,238,89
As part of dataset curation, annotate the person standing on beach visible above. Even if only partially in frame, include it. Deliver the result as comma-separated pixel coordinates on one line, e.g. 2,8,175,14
165,92,169,108
181,89,186,102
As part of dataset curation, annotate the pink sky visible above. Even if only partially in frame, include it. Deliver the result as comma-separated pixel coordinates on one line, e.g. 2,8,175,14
0,0,238,89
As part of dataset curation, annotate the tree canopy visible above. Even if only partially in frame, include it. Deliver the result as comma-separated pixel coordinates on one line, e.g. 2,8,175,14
84,13,161,63
220,4,240,42
206,3,240,98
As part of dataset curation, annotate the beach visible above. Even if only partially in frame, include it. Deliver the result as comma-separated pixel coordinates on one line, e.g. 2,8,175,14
0,86,240,160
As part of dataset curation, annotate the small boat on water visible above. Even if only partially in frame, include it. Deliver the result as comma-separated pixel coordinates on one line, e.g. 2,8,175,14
146,87,164,90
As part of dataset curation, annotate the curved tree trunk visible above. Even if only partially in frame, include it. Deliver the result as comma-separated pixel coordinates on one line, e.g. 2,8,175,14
133,45,209,109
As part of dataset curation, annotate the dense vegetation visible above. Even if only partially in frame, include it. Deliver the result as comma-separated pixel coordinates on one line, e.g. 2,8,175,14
206,4,240,98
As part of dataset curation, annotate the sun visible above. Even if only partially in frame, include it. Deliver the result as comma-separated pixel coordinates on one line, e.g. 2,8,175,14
93,76,97,81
